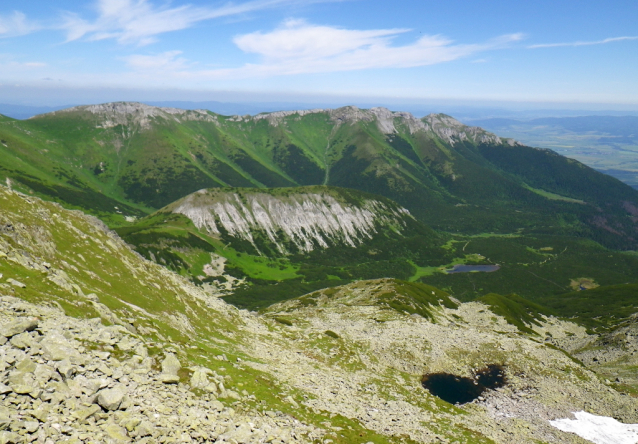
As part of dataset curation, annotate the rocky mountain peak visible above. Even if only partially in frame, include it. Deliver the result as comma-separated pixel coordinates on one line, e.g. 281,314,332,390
31,101,216,129
241,105,519,145
423,113,521,146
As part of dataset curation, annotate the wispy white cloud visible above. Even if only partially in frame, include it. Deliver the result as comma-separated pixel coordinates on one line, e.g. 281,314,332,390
60,0,332,46
122,21,523,82
123,50,190,71
0,54,47,73
152,20,523,79
0,11,40,38
528,36,638,49
234,18,410,61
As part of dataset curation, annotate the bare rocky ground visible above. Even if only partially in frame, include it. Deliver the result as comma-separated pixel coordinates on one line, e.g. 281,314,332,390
1,184,637,444
0,297,322,444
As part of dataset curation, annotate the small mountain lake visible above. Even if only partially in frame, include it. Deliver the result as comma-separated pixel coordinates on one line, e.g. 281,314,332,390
421,364,507,405
445,264,500,274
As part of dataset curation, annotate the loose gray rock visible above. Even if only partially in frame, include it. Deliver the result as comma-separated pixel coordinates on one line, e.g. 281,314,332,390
1,317,38,338
158,374,180,384
23,421,38,433
97,387,125,411
74,404,101,421
0,431,20,444
40,331,81,362
105,423,130,442
160,352,181,376
56,359,76,379
190,370,209,389
5,278,25,289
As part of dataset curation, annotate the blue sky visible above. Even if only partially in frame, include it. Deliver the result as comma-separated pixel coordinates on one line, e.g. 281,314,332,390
0,0,637,107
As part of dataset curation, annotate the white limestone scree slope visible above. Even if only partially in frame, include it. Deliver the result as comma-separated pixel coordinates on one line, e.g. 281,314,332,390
170,189,412,254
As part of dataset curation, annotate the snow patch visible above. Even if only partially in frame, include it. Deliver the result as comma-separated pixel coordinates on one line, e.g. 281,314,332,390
549,411,638,444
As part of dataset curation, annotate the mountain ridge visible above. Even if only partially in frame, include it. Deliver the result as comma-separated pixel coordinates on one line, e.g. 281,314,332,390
30,101,520,147
2,101,638,251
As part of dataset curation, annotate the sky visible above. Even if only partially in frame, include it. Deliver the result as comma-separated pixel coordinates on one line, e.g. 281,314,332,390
0,0,637,108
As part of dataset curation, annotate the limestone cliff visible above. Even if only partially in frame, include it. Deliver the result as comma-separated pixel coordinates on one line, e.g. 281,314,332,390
168,188,413,254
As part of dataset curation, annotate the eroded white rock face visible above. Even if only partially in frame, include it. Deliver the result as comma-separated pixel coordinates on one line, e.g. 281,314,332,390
423,113,519,146
172,190,411,254
549,411,638,444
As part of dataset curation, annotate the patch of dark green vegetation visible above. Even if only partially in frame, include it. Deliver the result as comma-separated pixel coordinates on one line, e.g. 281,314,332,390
477,143,638,250
324,330,340,339
544,343,586,367
0,166,144,217
377,280,458,321
386,135,423,166
273,143,325,185
478,144,638,204
222,230,452,310
207,159,255,187
119,162,220,208
226,278,351,311
477,293,553,335
229,150,295,188
538,283,638,331
118,227,216,253
273,317,293,326
419,235,638,304
328,144,448,225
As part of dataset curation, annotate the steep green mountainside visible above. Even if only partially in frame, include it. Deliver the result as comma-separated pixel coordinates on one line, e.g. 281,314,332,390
116,186,450,309
2,186,637,443
1,102,638,249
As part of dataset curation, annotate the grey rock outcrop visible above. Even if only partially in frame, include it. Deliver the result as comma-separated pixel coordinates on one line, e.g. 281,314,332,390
1,318,38,338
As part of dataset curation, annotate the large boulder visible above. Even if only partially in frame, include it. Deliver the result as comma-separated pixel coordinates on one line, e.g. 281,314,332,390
160,353,181,376
40,331,82,362
96,387,126,411
190,369,210,389
1,318,38,338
